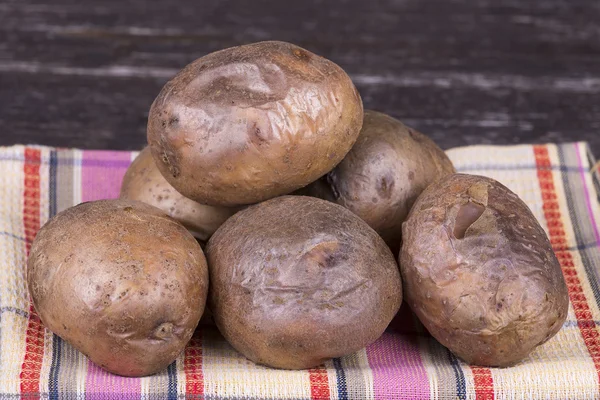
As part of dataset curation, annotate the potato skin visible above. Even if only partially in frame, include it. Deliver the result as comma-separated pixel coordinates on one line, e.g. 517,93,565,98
206,196,402,369
120,147,238,241
400,174,569,367
27,200,209,376
147,40,363,206
297,110,454,253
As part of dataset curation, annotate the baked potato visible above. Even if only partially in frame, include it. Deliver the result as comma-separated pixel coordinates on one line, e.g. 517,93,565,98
206,195,402,369
27,199,209,376
147,41,363,206
400,174,569,366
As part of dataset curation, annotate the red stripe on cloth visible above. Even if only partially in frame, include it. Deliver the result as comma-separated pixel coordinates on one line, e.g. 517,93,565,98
471,367,494,400
534,145,600,388
184,334,204,397
308,367,330,400
19,148,44,399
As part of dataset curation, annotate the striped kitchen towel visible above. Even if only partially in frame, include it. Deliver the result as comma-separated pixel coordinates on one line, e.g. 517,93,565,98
1,142,599,399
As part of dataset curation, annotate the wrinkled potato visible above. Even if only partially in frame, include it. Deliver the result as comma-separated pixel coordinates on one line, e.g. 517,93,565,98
120,147,238,241
27,199,209,376
207,196,402,369
400,174,569,367
147,40,363,207
297,110,454,253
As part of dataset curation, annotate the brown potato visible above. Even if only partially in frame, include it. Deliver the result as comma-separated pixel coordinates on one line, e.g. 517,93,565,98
120,147,239,241
400,174,569,367
147,40,363,207
206,196,402,369
296,110,454,253
27,199,209,376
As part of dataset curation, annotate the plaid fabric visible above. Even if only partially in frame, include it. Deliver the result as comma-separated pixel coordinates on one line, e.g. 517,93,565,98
0,142,599,400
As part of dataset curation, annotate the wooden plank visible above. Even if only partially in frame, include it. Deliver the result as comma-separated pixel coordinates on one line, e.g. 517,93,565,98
1,71,598,154
1,0,599,76
0,0,598,155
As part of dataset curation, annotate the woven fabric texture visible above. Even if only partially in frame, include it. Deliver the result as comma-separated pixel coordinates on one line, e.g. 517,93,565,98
0,142,599,400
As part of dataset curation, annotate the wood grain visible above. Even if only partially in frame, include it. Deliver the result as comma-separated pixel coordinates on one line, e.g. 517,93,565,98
0,0,599,155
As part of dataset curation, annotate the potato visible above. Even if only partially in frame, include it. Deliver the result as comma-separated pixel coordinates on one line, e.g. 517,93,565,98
120,147,238,241
400,174,569,366
147,40,363,207
206,196,402,369
27,199,209,376
296,110,454,253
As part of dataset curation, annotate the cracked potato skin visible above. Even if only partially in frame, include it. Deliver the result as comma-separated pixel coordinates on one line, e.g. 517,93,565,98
147,41,363,207
400,174,569,367
297,110,454,254
120,147,239,241
206,196,402,369
27,199,209,377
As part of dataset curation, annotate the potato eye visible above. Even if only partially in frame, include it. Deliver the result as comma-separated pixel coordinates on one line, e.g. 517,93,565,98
154,322,174,339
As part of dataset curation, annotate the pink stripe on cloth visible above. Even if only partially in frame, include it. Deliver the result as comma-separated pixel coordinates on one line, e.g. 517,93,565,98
85,360,141,400
575,143,600,246
81,150,131,202
367,333,430,400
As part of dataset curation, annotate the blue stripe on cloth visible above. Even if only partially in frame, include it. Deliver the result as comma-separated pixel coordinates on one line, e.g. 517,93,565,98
167,360,178,400
333,358,348,400
48,335,62,400
0,232,29,243
586,147,596,173
447,349,466,400
3,230,579,252
593,176,600,205
456,164,588,173
0,306,29,318
48,150,61,400
557,144,600,310
564,320,600,328
0,153,590,173
568,242,600,252
0,153,129,168
2,220,588,253
0,154,25,162
49,150,58,218
591,163,600,205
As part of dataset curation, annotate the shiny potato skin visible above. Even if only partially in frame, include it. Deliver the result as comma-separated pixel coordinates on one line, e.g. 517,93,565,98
120,147,238,241
147,40,363,207
297,110,454,253
206,196,402,369
400,174,569,367
27,199,209,376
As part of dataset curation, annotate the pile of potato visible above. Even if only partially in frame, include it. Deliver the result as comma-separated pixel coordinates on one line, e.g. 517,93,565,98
27,41,569,377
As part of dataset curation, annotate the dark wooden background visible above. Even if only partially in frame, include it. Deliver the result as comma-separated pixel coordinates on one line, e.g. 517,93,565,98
1,0,599,155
